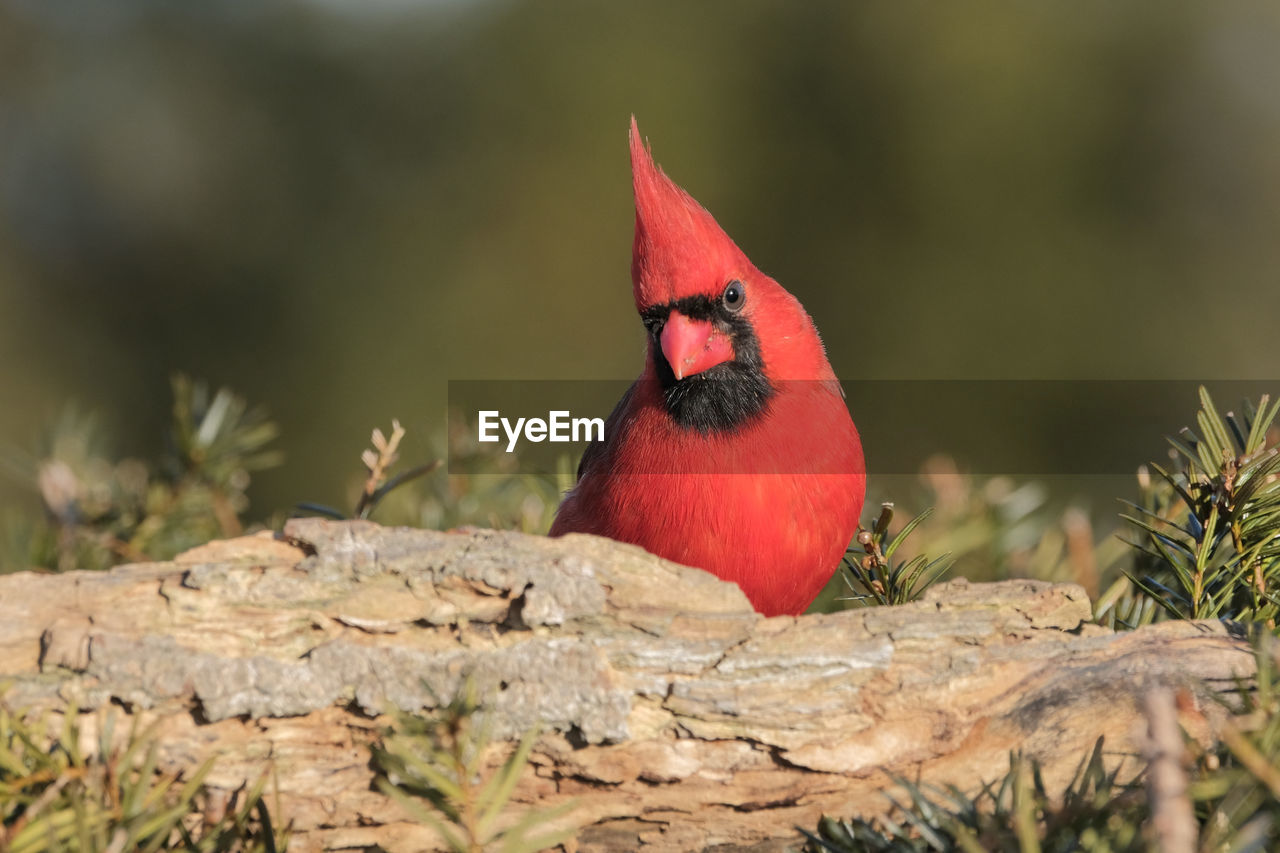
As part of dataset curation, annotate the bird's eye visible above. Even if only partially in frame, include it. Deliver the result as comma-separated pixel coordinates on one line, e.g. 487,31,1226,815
722,280,745,313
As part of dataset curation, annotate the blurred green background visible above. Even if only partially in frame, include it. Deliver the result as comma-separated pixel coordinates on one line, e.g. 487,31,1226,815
3,0,1280,524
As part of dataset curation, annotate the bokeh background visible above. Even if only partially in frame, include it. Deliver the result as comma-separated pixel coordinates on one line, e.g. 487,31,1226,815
3,0,1280,533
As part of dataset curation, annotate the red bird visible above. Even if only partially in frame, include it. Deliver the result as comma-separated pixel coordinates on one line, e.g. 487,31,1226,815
550,119,865,617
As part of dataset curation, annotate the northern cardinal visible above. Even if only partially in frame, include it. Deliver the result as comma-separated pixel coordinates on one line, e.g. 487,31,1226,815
549,119,865,617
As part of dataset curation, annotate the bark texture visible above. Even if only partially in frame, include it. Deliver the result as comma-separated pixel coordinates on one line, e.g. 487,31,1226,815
0,519,1257,852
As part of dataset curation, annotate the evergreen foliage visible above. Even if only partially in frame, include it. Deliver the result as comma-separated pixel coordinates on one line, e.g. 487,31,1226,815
1,375,280,573
843,504,952,606
0,702,285,852
372,681,574,853
1122,388,1280,622
805,739,1145,853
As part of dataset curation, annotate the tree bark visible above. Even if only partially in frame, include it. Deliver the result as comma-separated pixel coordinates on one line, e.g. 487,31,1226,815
0,519,1256,852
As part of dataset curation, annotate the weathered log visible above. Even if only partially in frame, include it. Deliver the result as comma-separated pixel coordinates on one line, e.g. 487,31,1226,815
0,519,1256,852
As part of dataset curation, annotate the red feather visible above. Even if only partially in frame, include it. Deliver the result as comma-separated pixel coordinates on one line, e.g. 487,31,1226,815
550,119,865,617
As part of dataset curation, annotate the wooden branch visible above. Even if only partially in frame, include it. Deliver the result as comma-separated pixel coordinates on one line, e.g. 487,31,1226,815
0,519,1257,852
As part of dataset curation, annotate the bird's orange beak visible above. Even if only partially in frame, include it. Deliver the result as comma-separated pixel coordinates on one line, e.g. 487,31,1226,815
660,311,734,380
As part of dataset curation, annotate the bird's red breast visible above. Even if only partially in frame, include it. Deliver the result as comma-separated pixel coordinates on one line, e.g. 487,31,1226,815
549,118,865,617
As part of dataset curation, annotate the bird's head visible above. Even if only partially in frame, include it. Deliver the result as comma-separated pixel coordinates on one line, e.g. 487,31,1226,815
628,118,827,432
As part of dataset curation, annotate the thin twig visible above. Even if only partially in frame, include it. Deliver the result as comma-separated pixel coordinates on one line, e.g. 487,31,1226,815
1143,686,1196,853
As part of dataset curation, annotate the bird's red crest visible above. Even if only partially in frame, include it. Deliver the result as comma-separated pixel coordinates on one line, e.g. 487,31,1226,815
629,117,750,311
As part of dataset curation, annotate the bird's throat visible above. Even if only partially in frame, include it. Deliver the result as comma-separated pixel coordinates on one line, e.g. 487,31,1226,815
657,361,774,434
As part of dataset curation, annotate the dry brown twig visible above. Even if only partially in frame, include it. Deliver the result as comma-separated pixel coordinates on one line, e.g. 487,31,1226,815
1143,686,1196,853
